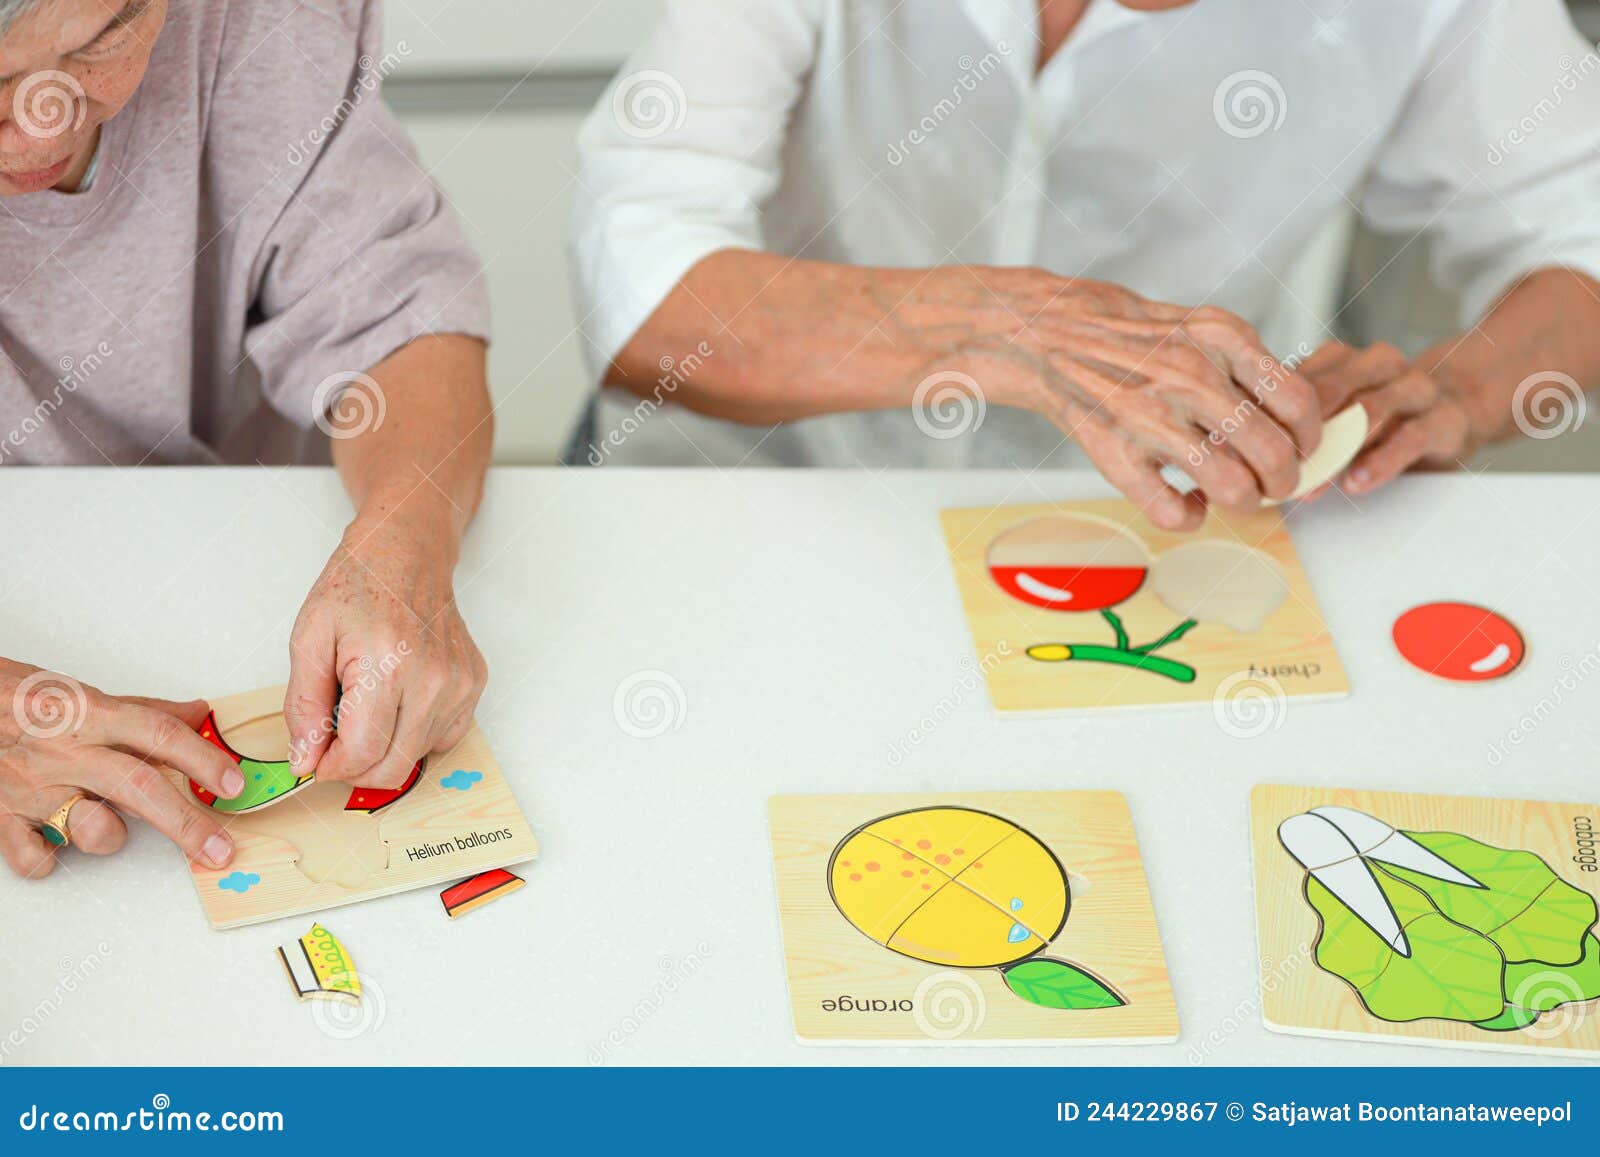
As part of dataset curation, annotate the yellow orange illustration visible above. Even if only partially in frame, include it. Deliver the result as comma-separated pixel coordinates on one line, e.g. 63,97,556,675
829,807,1069,968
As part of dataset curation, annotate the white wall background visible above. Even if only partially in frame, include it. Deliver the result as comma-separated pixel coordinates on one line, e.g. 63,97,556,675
383,0,1599,470
386,0,660,72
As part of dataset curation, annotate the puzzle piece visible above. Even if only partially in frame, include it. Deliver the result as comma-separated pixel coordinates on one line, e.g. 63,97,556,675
946,830,1070,945
1392,602,1525,683
278,923,361,1005
1266,405,1368,505
886,875,1049,966
184,685,539,930
830,832,960,943
189,709,423,815
440,869,525,919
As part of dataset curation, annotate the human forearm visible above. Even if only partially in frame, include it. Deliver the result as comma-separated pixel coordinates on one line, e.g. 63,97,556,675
1422,267,1600,449
330,333,494,561
612,249,1323,530
610,250,950,423
287,332,493,785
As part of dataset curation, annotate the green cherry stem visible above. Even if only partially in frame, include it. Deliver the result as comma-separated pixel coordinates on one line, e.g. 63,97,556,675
1026,643,1198,683
1131,619,1199,655
1026,612,1201,683
1102,609,1130,650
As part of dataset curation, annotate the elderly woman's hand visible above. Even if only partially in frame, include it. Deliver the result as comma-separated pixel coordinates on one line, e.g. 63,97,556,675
0,661,241,878
282,502,488,792
1300,341,1477,496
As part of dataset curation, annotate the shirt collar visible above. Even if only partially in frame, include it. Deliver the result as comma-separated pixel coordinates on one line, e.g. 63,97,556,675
959,0,1150,86
1073,0,1148,46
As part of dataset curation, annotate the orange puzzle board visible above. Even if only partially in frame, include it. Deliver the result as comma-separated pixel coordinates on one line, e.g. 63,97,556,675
768,791,1178,1045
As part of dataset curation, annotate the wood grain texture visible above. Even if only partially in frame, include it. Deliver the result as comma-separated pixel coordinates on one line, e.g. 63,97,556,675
178,685,539,930
769,791,1179,1045
1250,784,1600,1057
941,500,1349,714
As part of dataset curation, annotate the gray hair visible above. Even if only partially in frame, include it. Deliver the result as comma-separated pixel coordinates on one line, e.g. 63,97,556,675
0,0,44,35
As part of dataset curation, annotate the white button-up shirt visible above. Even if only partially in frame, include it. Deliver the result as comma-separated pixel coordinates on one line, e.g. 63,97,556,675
569,0,1600,468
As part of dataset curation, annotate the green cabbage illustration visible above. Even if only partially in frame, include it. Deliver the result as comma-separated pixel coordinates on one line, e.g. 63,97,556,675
1303,830,1600,1032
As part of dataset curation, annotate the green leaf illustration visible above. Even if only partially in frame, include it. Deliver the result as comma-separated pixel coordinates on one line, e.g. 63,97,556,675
1385,832,1595,967
1001,958,1124,1010
1472,1005,1541,1032
1485,932,1600,1031
1306,874,1506,1024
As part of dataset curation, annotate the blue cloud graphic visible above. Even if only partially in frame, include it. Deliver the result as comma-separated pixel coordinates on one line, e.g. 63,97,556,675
218,871,261,894
440,769,483,792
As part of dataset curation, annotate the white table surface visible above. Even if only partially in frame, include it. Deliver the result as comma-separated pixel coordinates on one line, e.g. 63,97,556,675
1,467,1597,1067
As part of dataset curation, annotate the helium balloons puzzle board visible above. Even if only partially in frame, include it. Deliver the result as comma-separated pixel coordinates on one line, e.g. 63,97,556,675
941,500,1349,714
1250,784,1600,1058
175,685,539,930
767,792,1179,1045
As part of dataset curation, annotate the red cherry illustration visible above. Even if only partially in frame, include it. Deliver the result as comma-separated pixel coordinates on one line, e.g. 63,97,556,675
987,516,1150,612
1392,602,1525,683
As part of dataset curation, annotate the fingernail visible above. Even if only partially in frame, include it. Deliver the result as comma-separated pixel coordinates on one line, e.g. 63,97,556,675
1347,468,1370,491
201,832,234,868
222,769,245,798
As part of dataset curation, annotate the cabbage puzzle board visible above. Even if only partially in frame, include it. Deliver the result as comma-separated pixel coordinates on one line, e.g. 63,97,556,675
1250,784,1600,1057
767,791,1179,1045
941,500,1348,714
176,685,539,930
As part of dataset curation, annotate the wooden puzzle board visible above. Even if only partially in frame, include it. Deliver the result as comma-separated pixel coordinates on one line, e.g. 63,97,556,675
941,500,1348,714
768,791,1179,1045
176,686,539,930
1250,784,1600,1057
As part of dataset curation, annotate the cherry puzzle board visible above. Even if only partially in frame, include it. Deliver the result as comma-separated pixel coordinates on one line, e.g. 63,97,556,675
177,685,539,930
768,791,1179,1045
941,500,1348,715
1251,784,1600,1057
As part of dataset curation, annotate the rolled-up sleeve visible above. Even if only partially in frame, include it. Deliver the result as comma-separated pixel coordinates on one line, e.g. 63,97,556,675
569,0,821,380
1358,0,1600,325
215,0,490,428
